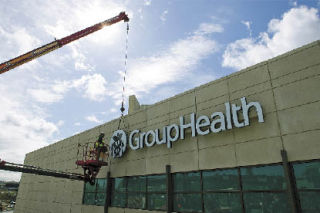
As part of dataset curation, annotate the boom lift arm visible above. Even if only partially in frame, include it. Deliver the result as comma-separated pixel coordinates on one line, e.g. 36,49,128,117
0,12,129,75
0,159,85,181
0,136,109,184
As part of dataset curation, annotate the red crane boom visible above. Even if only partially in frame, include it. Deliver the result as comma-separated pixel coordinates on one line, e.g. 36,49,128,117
0,12,129,75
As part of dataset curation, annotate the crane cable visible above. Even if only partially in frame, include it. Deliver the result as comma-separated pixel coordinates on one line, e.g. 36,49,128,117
118,22,129,130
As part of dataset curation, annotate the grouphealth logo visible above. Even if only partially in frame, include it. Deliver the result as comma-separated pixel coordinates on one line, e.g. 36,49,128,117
109,97,264,158
110,130,127,158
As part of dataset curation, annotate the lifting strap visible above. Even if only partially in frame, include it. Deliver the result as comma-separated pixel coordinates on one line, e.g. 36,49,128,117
118,22,129,130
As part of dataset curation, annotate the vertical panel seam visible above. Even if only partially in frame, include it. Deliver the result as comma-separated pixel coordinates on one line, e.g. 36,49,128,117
227,76,238,166
266,63,285,150
194,89,200,170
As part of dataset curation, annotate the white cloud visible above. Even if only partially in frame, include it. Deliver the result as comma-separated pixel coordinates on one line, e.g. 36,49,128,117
289,0,298,7
126,35,217,93
86,115,102,123
108,22,221,103
241,20,252,37
29,73,108,103
0,84,58,181
110,108,117,113
222,6,320,70
74,122,81,126
71,74,108,102
57,120,65,127
0,172,22,182
160,10,169,22
144,0,152,6
138,8,144,20
0,26,40,60
70,44,95,71
41,1,126,45
195,23,224,35
28,88,64,103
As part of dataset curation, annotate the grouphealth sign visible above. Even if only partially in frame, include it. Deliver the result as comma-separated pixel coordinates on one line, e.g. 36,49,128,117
109,97,264,158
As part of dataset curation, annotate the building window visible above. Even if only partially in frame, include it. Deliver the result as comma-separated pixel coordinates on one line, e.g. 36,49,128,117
127,176,146,209
147,175,167,210
83,182,96,205
96,179,107,206
111,177,126,207
107,163,320,212
203,169,242,212
240,165,289,213
111,175,167,210
83,179,107,206
293,161,320,212
173,172,202,212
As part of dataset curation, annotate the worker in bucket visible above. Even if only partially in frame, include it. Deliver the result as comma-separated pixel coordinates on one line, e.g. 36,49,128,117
95,133,107,161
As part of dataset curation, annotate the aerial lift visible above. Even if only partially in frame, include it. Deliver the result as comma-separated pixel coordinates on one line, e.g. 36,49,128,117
0,134,109,185
75,133,109,185
0,12,129,184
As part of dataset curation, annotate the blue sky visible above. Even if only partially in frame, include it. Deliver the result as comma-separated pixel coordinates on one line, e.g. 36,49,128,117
0,0,320,181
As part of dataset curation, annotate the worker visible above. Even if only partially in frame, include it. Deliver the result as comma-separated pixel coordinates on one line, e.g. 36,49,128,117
95,133,106,161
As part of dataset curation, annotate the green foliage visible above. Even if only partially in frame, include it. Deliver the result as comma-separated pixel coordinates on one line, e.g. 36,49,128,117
0,190,17,201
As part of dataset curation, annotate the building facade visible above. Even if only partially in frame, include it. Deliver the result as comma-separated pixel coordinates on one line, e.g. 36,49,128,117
14,40,320,213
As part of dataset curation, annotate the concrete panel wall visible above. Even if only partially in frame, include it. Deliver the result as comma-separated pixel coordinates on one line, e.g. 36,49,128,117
15,40,320,213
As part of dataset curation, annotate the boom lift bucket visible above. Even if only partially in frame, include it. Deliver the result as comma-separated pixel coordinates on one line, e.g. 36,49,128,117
76,140,109,185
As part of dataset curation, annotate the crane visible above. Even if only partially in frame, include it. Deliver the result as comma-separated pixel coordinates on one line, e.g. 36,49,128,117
0,11,129,75
0,12,129,184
